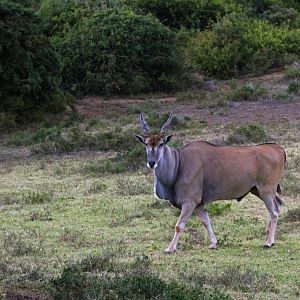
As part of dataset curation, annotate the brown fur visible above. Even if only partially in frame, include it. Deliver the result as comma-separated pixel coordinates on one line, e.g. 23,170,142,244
145,134,163,147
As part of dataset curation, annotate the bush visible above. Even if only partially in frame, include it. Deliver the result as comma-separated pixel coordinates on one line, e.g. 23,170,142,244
53,9,182,96
0,112,16,133
239,0,300,15
228,83,268,101
40,0,125,37
227,123,267,144
0,1,65,123
211,266,275,293
287,80,300,94
274,91,293,101
187,13,300,78
49,254,231,300
8,126,61,146
284,63,300,79
261,5,298,25
274,78,300,101
133,0,226,30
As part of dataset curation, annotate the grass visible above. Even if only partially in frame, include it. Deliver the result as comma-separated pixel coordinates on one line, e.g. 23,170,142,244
49,253,231,300
0,85,299,299
0,149,299,299
274,79,300,102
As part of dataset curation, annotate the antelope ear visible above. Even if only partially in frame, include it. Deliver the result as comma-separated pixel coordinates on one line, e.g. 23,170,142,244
163,134,173,145
134,134,146,145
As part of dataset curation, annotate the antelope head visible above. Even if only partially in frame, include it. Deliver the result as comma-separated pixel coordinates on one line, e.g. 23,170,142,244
134,113,173,170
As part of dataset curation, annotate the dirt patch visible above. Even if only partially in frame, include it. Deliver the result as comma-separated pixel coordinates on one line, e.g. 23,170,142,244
75,71,299,127
178,100,300,126
5,290,50,300
0,145,31,163
76,96,176,118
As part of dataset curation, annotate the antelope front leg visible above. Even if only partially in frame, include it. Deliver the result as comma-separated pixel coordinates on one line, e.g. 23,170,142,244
165,202,196,253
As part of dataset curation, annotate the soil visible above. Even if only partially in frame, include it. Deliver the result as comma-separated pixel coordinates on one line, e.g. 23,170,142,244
76,95,300,123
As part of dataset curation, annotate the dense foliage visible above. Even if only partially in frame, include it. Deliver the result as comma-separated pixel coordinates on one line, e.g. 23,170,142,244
133,0,227,30
0,1,64,125
1,0,300,124
186,13,300,78
53,9,181,96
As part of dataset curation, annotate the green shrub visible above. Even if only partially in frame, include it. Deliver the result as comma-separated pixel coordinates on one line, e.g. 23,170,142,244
40,0,126,36
187,13,300,78
49,254,231,300
261,5,298,25
211,266,275,293
287,80,300,94
227,123,267,144
239,0,300,15
274,78,300,101
0,1,65,123
9,126,61,146
22,190,54,204
3,228,44,257
127,144,145,168
0,112,16,133
228,83,268,101
87,182,107,194
284,63,300,79
274,91,294,101
133,0,227,30
53,9,182,96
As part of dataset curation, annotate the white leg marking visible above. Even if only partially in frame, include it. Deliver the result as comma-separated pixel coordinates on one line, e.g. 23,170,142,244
198,206,217,249
165,202,196,253
263,196,280,247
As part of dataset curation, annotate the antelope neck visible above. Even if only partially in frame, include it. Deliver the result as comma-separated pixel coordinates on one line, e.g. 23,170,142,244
155,146,180,187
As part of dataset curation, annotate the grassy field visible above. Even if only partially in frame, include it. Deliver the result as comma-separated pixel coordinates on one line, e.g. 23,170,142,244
0,74,299,299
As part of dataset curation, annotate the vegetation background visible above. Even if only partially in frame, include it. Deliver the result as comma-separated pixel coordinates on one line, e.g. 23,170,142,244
0,0,299,299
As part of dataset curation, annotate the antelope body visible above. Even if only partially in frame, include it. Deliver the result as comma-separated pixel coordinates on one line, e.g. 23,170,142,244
135,113,286,252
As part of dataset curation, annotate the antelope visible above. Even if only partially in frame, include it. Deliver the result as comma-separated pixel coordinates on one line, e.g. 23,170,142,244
134,113,286,253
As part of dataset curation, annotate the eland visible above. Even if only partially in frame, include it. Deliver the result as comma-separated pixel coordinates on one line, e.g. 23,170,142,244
134,113,286,252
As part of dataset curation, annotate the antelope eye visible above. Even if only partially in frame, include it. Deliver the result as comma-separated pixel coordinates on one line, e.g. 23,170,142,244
159,143,164,147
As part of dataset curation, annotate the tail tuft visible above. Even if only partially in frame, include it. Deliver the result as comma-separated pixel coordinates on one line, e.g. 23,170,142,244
277,184,282,195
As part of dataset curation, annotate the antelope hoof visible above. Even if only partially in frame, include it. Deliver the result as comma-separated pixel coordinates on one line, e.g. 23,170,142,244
209,243,217,250
164,247,176,254
263,243,275,249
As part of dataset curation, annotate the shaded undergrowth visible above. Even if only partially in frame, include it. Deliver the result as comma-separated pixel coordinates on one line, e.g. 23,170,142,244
48,250,276,300
48,252,232,300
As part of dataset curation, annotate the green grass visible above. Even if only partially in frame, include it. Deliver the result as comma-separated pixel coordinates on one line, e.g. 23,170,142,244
0,150,299,299
0,95,299,299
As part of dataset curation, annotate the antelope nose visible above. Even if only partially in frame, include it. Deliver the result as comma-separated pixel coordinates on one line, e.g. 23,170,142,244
148,161,156,169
